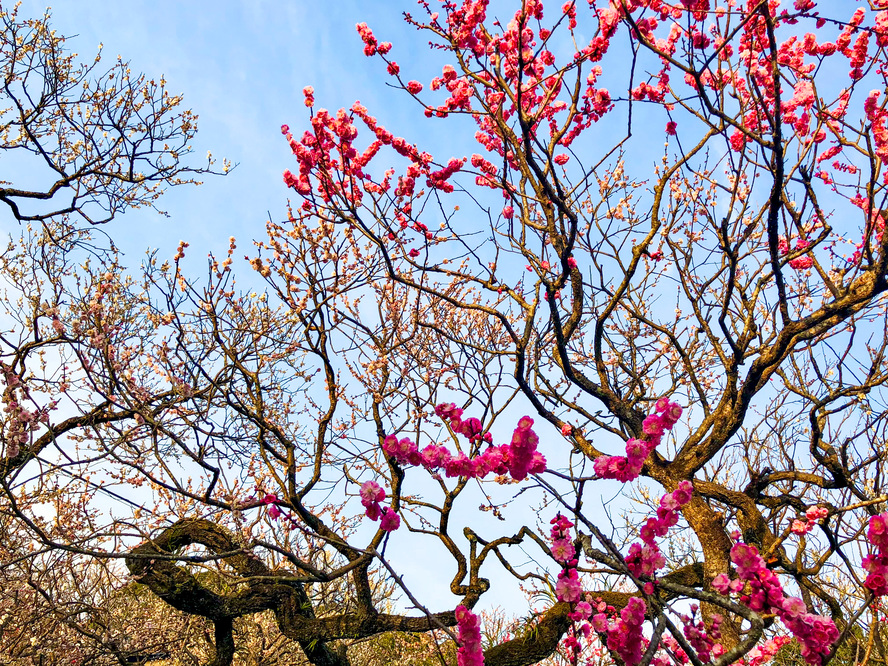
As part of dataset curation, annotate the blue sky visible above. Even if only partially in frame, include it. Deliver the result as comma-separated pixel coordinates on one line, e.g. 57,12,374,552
13,0,440,260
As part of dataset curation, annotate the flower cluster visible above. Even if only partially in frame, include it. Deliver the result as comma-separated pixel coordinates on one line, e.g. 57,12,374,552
550,514,576,565
652,635,688,666
680,606,723,664
549,514,598,663
742,636,792,666
552,483,694,665
455,605,484,666
253,490,302,531
777,237,814,270
356,22,379,56
602,597,647,666
435,403,492,443
593,398,682,482
359,480,400,532
261,493,282,520
625,481,693,580
790,506,828,535
864,513,888,596
864,88,888,184
1,366,54,459
555,567,583,603
551,514,581,602
382,407,546,482
281,96,465,222
712,540,838,665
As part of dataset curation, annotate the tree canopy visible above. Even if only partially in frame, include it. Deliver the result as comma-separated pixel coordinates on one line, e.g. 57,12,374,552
3,0,888,665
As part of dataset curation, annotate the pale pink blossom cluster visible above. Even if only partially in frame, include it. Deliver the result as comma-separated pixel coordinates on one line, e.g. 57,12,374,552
741,636,792,666
790,506,828,535
626,481,694,579
359,480,400,532
1,366,54,459
712,540,838,665
455,604,484,666
382,407,546,482
863,512,888,596
593,398,682,482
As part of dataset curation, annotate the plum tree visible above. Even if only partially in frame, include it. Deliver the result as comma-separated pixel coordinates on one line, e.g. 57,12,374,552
5,0,888,665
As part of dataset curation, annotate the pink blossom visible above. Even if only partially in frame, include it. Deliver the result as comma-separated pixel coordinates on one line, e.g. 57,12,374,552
660,494,680,512
791,519,811,535
421,444,450,470
551,538,576,563
729,130,746,152
529,450,547,474
507,416,539,481
715,539,838,663
672,480,693,505
782,596,807,619
870,513,888,549
556,567,583,602
642,413,665,437
606,597,647,666
731,542,766,578
711,573,732,593
385,411,543,483
626,542,665,577
661,402,683,427
356,22,378,56
595,399,682,482
455,605,484,666
625,438,648,462
364,501,381,521
379,507,401,532
360,480,385,505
